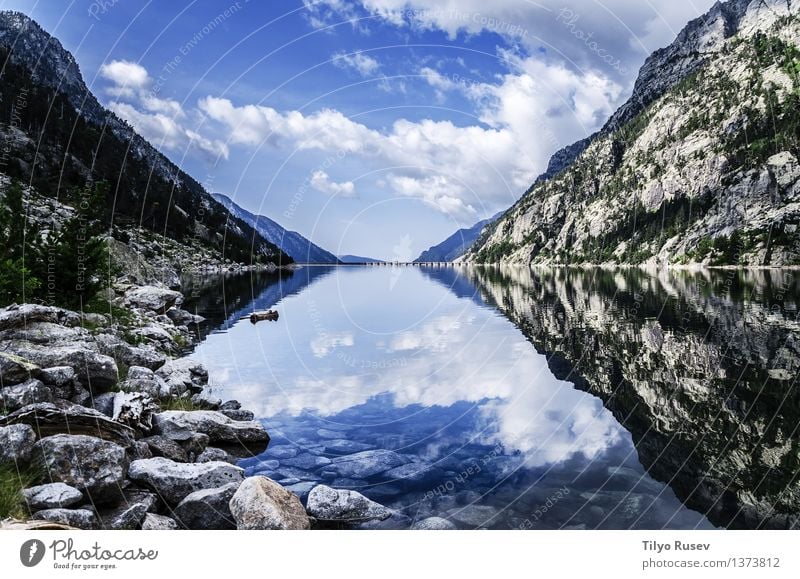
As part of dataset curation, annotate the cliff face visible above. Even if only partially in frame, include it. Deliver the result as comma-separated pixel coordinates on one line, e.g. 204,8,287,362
464,0,800,266
467,265,800,529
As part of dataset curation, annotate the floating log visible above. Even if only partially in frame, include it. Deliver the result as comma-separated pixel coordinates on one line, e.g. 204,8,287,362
242,310,279,324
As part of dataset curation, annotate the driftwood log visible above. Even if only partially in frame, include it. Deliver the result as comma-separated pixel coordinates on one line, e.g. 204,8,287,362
241,310,279,324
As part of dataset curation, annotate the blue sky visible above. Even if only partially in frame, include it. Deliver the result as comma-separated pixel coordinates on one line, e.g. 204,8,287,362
1,0,716,259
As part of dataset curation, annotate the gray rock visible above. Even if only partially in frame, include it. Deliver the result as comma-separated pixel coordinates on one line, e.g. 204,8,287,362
98,502,149,530
0,423,37,464
219,400,241,411
357,510,413,530
116,378,162,399
173,482,240,529
411,516,457,530
180,433,210,462
0,379,52,412
133,441,153,460
153,410,269,453
39,366,76,387
306,484,392,523
220,409,254,421
111,392,159,432
166,308,204,326
329,450,409,479
128,457,244,505
141,435,188,462
283,481,316,501
33,508,97,529
7,344,118,391
23,483,83,510
94,334,166,371
0,350,41,385
228,476,311,530
124,286,182,313
33,434,129,503
0,304,81,330
155,359,208,397
191,390,222,409
141,513,178,530
1,401,135,447
196,447,235,464
91,392,116,417
126,366,155,381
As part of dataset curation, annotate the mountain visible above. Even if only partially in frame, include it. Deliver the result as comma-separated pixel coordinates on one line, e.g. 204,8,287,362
338,255,384,263
415,213,502,262
213,194,339,264
0,11,290,266
464,0,800,266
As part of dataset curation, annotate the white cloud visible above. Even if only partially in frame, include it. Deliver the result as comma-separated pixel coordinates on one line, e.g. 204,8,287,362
333,50,381,76
310,332,355,356
100,60,149,88
100,60,228,161
310,170,357,198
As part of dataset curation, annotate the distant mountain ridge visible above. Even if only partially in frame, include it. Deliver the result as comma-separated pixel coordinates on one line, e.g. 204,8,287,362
465,0,800,266
212,194,339,264
338,255,384,264
415,213,502,262
0,11,290,265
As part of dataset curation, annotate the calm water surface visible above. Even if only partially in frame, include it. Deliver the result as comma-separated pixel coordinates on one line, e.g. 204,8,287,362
183,266,800,530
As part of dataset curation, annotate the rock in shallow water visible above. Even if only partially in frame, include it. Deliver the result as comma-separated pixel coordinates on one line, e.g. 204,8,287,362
306,484,392,523
411,516,457,530
173,482,240,529
33,434,129,504
22,483,83,511
229,476,310,530
329,450,409,479
0,423,36,464
128,457,244,505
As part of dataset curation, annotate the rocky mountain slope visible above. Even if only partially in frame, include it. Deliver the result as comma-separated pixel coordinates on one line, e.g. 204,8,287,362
213,194,339,264
415,213,502,263
464,0,800,266
0,11,290,266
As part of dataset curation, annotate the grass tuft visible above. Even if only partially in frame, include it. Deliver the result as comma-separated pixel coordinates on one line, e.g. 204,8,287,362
0,464,41,520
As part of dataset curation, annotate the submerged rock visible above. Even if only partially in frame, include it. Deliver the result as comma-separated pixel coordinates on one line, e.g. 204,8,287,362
306,484,392,523
411,516,457,530
128,457,244,505
229,476,310,530
329,450,409,479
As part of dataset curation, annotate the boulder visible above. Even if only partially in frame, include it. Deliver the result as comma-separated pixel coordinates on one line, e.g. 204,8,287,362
0,379,52,412
7,343,118,391
127,366,155,381
0,401,135,447
166,308,204,326
22,483,83,511
141,513,178,530
97,502,149,530
191,390,222,409
228,476,311,530
306,485,392,523
33,508,97,530
173,482,240,529
91,392,116,417
33,434,128,504
220,409,255,421
155,359,208,397
219,400,241,411
329,450,409,479
411,516,457,530
180,433,210,462
124,286,181,313
0,304,81,330
196,447,235,464
39,366,76,387
0,423,37,464
153,410,269,454
141,435,188,463
128,457,244,505
116,378,163,399
94,334,166,371
0,350,40,386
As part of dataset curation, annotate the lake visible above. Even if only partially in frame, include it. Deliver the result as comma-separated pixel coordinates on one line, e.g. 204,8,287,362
182,265,800,530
